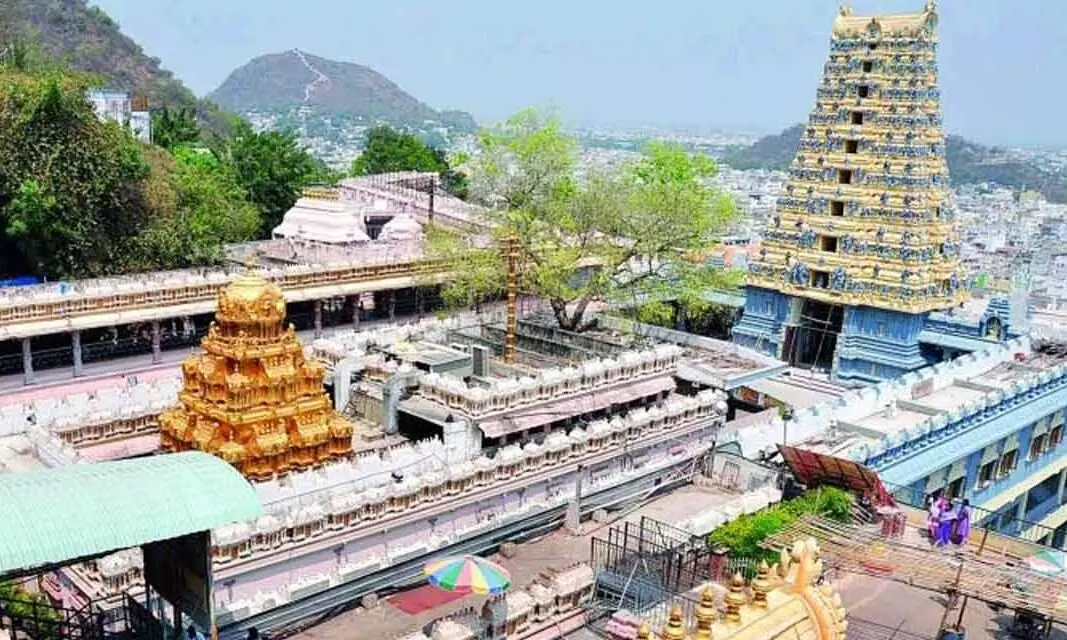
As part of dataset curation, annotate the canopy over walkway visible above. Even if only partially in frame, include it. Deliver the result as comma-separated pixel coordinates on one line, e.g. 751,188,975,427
0,451,261,577
762,514,1067,624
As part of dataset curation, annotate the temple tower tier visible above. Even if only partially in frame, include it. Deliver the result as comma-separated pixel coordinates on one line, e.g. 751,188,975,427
733,1,967,383
159,268,355,480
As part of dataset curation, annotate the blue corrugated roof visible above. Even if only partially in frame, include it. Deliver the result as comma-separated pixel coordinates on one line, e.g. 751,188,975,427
0,452,262,575
878,385,1067,487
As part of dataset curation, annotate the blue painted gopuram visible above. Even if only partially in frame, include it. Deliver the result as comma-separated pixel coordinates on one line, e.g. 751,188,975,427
733,1,997,383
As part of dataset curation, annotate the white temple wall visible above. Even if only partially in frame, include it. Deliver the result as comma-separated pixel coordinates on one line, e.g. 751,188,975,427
730,337,1033,459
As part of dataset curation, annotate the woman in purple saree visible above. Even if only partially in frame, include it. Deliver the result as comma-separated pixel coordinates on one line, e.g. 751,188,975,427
953,499,972,545
937,503,957,546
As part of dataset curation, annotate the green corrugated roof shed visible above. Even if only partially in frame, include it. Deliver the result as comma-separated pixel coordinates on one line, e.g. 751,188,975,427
0,452,262,575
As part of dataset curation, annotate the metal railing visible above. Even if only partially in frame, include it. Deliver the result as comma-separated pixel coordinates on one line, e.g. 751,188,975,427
882,480,1062,548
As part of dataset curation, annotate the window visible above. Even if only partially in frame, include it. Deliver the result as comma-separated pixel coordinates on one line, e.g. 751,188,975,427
933,206,942,218
947,477,964,499
862,60,873,73
830,200,845,217
845,140,859,154
850,111,864,125
868,42,879,51
837,169,853,185
857,85,870,98
876,322,887,337
818,235,838,253
979,461,997,485
999,449,1017,477
810,270,830,289
1051,424,1064,448
1030,434,1049,460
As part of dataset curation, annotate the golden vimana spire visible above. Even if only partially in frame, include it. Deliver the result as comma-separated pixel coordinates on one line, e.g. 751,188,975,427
646,537,846,640
746,1,966,314
159,270,354,480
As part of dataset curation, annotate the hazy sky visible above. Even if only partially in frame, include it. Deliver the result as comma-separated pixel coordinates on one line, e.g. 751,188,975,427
92,0,1066,146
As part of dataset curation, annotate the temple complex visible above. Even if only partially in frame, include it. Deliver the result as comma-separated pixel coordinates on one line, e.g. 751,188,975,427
734,1,975,382
158,268,354,480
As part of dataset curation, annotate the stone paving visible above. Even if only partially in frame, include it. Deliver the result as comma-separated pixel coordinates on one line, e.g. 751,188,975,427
291,484,741,640
836,571,1067,640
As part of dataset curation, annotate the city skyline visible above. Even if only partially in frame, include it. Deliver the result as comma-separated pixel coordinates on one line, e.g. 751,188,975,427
91,0,1066,146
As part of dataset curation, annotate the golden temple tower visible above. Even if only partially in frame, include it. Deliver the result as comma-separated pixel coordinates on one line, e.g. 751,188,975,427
159,268,354,480
734,1,967,383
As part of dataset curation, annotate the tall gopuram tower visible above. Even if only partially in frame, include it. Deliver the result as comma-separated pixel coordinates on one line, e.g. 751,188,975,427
733,1,966,383
159,268,354,480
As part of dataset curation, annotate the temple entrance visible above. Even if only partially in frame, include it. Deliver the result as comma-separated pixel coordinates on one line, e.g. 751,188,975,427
785,300,843,371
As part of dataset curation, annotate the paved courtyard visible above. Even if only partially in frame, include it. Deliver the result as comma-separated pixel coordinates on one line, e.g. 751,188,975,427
837,571,1067,640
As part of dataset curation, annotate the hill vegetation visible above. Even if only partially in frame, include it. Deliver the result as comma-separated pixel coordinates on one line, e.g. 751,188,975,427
0,58,322,280
721,124,1067,204
0,0,231,135
209,50,476,132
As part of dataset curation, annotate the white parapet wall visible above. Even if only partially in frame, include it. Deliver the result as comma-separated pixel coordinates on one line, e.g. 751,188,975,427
726,336,1032,460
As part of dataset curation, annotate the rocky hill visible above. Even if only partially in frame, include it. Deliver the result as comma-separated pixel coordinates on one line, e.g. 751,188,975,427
209,50,476,132
721,124,1067,203
0,0,229,133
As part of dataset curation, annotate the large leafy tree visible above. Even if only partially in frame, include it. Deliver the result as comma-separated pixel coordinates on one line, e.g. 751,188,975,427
428,108,740,332
151,106,200,150
352,125,469,199
130,147,260,269
213,121,317,236
0,69,151,278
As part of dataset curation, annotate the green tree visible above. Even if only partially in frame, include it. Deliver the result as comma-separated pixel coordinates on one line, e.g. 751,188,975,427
429,108,740,332
0,69,151,278
307,157,344,187
352,125,469,199
214,121,316,236
151,106,200,150
131,147,259,269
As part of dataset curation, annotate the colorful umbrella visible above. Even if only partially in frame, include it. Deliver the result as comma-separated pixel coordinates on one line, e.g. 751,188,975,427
424,555,512,595
1026,549,1067,576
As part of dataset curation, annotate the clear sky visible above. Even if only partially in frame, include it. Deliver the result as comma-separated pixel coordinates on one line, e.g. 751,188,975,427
92,0,1066,147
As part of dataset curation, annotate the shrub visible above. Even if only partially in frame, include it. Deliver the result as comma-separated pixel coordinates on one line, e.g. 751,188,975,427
707,486,853,563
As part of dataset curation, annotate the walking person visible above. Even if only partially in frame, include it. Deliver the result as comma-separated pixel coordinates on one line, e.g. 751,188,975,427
926,492,942,543
953,499,972,545
937,502,957,547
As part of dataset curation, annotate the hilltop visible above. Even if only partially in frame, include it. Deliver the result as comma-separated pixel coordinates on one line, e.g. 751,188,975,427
721,124,1067,203
208,50,476,132
0,0,230,132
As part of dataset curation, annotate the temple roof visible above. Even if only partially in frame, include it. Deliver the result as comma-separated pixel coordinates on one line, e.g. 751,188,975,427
832,2,938,39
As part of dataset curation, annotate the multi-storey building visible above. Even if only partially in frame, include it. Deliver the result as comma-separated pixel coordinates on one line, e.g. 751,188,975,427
734,2,974,382
730,335,1067,549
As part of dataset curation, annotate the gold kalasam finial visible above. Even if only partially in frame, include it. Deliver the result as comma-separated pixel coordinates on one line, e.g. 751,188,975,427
636,623,651,640
243,256,257,273
925,0,937,12
724,572,746,624
662,606,687,640
752,560,773,608
694,586,717,639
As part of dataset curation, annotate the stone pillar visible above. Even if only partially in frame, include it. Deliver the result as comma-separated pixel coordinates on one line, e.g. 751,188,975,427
388,290,397,322
21,337,35,386
313,299,324,338
71,330,84,378
1016,494,1028,523
151,320,162,364
350,295,361,330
